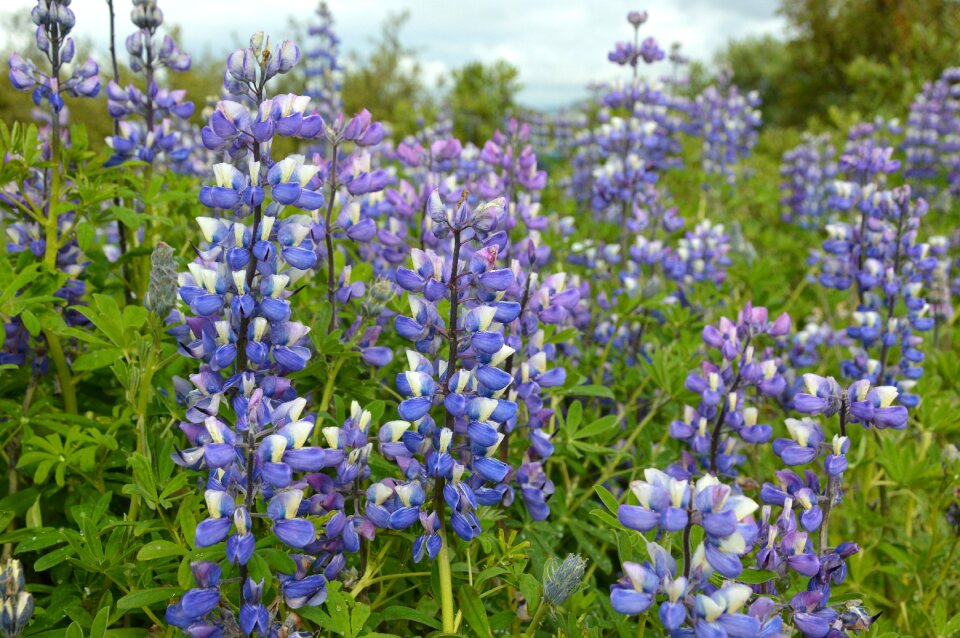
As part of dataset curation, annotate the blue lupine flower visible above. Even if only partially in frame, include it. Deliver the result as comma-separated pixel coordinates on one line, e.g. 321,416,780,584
688,584,761,637
164,562,222,630
773,418,824,466
618,468,690,532
0,560,34,638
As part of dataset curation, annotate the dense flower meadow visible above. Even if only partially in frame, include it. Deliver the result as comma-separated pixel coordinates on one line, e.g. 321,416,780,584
1,2,959,637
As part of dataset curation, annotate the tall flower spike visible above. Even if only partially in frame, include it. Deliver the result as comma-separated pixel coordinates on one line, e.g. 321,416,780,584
167,34,354,637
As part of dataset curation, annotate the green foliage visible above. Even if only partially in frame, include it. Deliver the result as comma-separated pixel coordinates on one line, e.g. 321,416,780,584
449,60,521,145
715,0,960,127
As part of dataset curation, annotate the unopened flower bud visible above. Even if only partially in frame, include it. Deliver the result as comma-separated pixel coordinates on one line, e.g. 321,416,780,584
542,554,587,606
361,277,394,317
144,241,178,318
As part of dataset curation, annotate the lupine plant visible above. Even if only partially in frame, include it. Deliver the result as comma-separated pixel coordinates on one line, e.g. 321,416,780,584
304,2,343,130
607,303,906,635
780,133,837,229
165,31,345,636
2,4,960,638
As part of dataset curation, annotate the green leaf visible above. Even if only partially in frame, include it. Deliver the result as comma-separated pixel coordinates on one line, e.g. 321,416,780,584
557,384,615,399
374,605,442,630
258,547,296,574
574,415,619,439
519,573,542,614
65,622,84,638
116,587,181,609
458,584,491,638
595,485,620,513
136,540,184,561
474,565,508,586
350,601,371,638
590,508,623,531
122,305,148,330
25,497,42,529
127,453,158,505
34,545,74,571
78,515,104,563
73,348,124,372
20,310,40,336
90,607,110,638
15,528,63,553
565,400,582,435
734,569,778,585
321,583,351,635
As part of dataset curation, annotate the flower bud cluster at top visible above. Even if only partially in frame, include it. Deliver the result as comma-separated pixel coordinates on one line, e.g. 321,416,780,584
304,2,343,129
104,0,194,167
8,0,100,115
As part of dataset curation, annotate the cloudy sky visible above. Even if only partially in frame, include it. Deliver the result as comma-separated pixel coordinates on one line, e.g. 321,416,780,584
4,0,786,108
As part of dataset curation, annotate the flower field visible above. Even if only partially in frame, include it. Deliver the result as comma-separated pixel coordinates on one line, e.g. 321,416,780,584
1,2,959,637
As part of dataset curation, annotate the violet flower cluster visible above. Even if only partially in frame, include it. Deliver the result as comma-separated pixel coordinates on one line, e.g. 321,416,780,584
376,192,520,552
165,33,378,637
3,0,99,369
104,0,194,167
669,303,791,477
902,68,960,202
610,303,896,636
818,179,934,406
780,133,837,229
304,2,343,132
692,69,762,193
592,10,684,257
8,0,100,117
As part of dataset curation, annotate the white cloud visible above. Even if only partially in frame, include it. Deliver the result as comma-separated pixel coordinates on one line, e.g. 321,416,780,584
3,0,786,108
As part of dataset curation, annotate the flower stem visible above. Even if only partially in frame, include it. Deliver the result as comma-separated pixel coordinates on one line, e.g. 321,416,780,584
436,526,456,633
324,143,340,332
524,598,547,637
682,508,693,578
436,219,464,634
43,129,62,273
708,335,750,474
43,328,77,414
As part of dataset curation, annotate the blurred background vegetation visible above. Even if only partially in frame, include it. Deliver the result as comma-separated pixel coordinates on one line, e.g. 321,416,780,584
3,0,960,144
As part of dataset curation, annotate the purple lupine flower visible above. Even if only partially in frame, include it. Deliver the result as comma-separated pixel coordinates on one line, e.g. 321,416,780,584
164,561,222,631
167,35,369,634
693,71,761,193
780,133,837,228
689,584,761,637
772,418,824,466
618,469,690,532
8,2,100,114
0,560,34,638
105,0,193,167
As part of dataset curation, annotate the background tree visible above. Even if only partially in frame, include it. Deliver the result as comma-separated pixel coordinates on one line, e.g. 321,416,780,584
448,59,520,145
713,0,960,128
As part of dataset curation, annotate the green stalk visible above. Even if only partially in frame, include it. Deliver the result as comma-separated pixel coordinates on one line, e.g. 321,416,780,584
43,33,62,273
437,527,456,633
43,328,77,414
523,599,547,637
433,213,465,635
43,136,62,272
319,356,346,415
